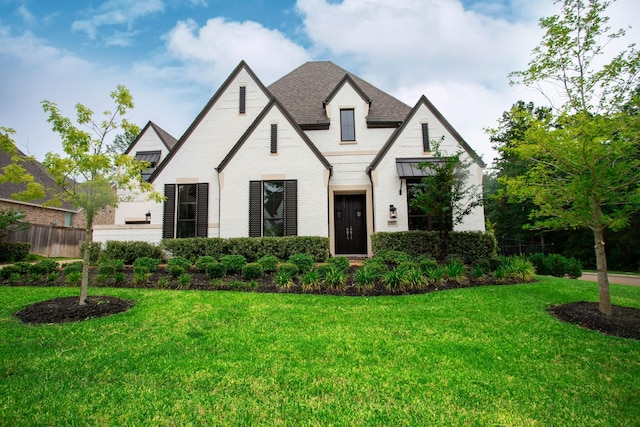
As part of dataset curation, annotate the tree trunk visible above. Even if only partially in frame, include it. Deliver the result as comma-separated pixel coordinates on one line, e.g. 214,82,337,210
79,218,94,306
592,205,612,315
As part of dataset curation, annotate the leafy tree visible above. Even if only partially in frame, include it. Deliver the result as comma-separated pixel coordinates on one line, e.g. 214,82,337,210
42,85,163,305
505,0,640,315
0,208,30,243
0,127,45,201
107,122,140,155
410,137,483,261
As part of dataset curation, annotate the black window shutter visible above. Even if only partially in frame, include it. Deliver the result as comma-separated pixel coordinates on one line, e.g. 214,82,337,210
283,180,297,236
270,124,277,153
422,123,430,152
196,183,209,238
249,181,262,237
163,184,176,239
239,86,246,114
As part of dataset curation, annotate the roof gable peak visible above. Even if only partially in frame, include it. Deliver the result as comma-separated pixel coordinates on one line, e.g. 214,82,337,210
323,74,372,108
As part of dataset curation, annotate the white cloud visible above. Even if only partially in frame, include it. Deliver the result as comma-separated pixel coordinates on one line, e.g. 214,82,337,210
71,0,165,40
163,17,312,86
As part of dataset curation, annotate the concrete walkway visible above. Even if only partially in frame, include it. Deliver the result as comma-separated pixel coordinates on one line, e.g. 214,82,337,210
578,272,640,286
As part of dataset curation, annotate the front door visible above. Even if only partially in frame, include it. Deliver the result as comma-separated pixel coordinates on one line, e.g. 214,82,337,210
334,195,367,255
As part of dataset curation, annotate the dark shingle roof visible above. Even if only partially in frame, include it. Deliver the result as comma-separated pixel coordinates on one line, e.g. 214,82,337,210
149,121,178,151
0,148,77,211
267,61,411,126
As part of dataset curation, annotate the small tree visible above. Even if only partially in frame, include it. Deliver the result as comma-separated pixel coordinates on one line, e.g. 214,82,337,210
42,85,162,305
505,0,640,315
410,137,483,261
0,208,30,243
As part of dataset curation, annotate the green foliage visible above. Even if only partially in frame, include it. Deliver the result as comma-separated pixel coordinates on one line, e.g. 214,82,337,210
205,262,227,279
470,264,486,279
195,256,218,272
66,271,82,286
80,241,102,265
527,253,583,278
63,261,83,276
133,257,161,272
256,255,279,272
0,242,31,262
496,256,535,282
371,231,496,265
274,270,294,289
301,270,321,291
0,265,22,280
102,241,162,264
167,257,192,270
28,259,59,276
322,266,347,290
361,258,388,277
0,208,30,243
167,264,185,278
444,259,466,283
374,250,411,266
315,263,332,279
242,263,264,279
424,265,446,284
418,258,439,273
161,236,329,263
133,270,151,287
326,256,350,272
382,269,404,291
178,274,192,289
401,266,427,290
287,253,315,273
277,262,299,278
353,266,378,290
220,255,247,274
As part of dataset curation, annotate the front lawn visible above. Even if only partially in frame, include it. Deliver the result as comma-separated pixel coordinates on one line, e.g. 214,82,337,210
1,277,639,425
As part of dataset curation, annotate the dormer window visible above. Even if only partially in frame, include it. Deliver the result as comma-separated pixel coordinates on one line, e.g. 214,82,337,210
340,109,355,141
135,150,161,182
239,86,246,114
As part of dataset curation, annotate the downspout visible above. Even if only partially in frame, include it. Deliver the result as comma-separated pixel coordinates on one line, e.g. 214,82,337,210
367,168,375,233
327,165,333,255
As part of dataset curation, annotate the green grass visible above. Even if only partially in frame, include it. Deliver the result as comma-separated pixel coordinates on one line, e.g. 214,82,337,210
1,278,639,426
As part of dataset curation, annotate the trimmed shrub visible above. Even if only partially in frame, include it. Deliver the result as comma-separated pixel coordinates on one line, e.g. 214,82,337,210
161,238,227,260
374,250,411,267
0,265,23,280
167,257,192,270
63,261,84,276
0,242,31,262
362,258,388,277
66,271,82,286
278,262,299,277
242,262,264,279
195,256,218,272
29,259,59,276
205,262,227,279
327,256,350,272
80,241,102,265
565,257,583,279
257,255,279,272
528,253,583,278
315,263,333,279
102,240,162,265
133,257,161,272
220,254,247,274
167,264,185,278
287,253,315,273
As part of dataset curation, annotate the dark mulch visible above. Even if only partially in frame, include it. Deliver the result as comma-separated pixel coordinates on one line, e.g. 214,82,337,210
15,296,135,325
548,301,640,340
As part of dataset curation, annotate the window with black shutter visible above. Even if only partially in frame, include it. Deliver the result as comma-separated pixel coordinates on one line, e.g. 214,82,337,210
422,123,430,152
162,182,208,239
248,180,297,237
270,124,277,153
239,86,246,114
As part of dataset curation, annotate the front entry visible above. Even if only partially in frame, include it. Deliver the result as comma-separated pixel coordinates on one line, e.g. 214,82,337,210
334,194,367,255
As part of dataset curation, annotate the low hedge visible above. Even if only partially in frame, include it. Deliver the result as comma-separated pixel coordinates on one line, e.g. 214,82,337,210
101,241,163,265
0,241,30,262
161,236,329,263
371,231,496,265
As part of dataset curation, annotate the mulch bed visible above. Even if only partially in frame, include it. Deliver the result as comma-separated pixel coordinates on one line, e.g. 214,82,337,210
15,296,135,325
548,301,640,340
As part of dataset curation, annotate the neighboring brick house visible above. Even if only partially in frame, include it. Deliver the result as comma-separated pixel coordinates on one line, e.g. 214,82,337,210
96,61,485,257
0,148,115,230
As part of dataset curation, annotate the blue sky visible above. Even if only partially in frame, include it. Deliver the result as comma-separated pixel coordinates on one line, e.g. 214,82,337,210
2,0,639,166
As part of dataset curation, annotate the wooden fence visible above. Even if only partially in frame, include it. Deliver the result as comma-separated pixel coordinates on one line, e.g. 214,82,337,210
5,224,86,258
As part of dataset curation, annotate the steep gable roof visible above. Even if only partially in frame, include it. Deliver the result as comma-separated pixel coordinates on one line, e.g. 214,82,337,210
267,61,410,127
125,121,177,155
217,97,332,173
324,74,372,107
367,95,486,173
0,148,77,211
149,60,270,182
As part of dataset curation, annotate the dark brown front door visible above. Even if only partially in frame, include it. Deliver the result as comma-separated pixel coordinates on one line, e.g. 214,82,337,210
334,195,367,255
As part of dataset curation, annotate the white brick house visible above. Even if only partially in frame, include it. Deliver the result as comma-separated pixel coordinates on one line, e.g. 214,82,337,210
95,61,485,257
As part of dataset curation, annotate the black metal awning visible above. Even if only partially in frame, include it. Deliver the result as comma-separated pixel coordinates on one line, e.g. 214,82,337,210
395,158,442,178
135,151,161,163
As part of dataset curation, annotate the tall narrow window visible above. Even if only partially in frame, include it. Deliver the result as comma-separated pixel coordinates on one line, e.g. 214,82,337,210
270,124,278,153
422,123,430,152
249,180,297,237
239,86,246,114
177,184,197,238
340,109,355,141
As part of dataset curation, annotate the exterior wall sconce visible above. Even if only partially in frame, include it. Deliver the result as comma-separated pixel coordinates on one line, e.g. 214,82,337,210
145,211,151,223
389,204,397,219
